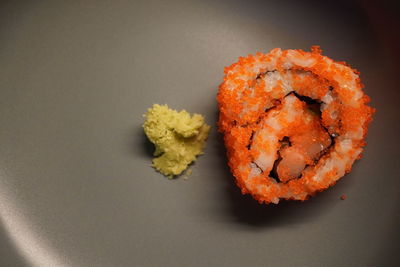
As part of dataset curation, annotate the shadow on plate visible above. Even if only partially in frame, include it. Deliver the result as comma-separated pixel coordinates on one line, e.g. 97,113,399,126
0,219,28,267
133,125,154,158
213,120,345,228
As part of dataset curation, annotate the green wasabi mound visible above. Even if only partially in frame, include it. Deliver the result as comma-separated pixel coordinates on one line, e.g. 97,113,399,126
143,104,210,178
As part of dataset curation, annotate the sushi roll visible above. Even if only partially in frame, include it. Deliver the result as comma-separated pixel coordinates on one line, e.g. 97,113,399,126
217,46,374,204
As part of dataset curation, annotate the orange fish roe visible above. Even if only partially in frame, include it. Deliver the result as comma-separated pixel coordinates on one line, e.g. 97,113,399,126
217,46,374,204
340,194,347,200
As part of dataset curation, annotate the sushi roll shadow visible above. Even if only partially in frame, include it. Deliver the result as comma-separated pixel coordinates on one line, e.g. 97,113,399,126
215,132,351,227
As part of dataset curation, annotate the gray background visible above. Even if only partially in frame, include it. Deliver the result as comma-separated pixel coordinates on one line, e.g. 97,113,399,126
0,0,399,266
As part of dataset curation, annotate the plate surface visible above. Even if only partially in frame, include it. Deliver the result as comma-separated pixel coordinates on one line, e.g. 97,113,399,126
0,0,399,266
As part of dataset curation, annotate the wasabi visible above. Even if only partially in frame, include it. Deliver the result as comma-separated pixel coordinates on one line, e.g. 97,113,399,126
143,104,210,178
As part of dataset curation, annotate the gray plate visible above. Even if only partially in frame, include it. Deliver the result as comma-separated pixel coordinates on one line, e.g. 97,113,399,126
1,0,399,266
